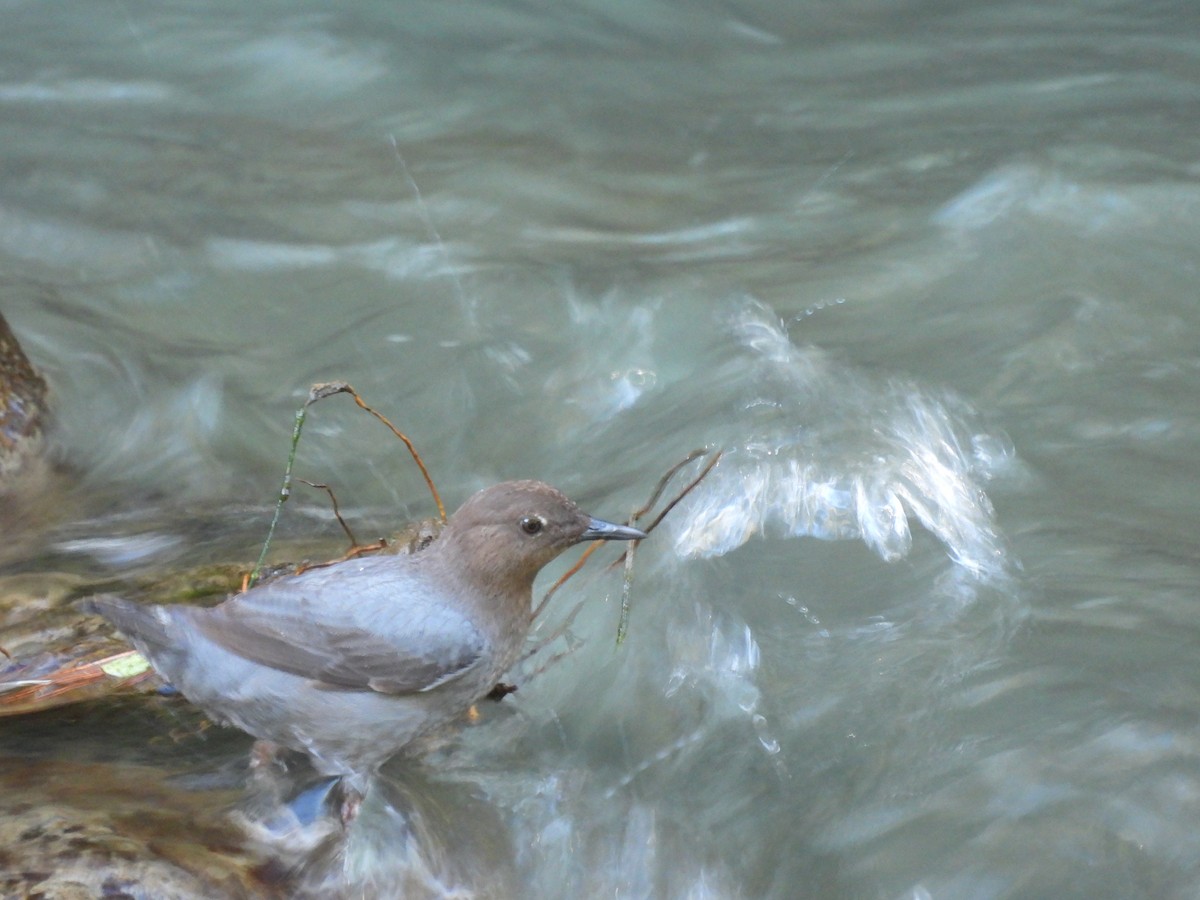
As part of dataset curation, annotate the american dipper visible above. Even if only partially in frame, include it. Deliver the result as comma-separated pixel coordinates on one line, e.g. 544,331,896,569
88,480,645,780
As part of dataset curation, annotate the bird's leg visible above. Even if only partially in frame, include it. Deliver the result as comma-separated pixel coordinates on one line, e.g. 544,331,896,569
244,739,295,819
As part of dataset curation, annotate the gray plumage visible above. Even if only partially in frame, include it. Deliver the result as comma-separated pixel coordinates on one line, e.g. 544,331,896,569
88,480,645,777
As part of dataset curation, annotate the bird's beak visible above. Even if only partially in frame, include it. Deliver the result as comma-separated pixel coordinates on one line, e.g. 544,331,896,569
581,517,647,542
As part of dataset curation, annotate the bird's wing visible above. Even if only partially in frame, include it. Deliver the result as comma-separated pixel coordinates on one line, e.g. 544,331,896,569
185,560,486,695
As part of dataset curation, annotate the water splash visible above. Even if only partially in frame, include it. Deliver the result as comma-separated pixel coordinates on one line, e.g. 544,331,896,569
663,602,785,770
671,299,1016,582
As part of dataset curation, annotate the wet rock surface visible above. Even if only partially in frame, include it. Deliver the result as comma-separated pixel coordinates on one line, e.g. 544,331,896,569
0,310,48,489
0,758,277,899
0,308,73,570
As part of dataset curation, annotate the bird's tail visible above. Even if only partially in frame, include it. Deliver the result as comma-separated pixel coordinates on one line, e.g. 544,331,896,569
83,594,175,656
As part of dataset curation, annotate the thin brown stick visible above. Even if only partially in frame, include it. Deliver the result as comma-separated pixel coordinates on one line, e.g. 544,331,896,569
308,382,446,523
599,449,723,576
630,448,710,523
294,539,389,575
347,392,445,523
534,541,602,620
296,479,360,548
639,449,723,535
526,595,590,661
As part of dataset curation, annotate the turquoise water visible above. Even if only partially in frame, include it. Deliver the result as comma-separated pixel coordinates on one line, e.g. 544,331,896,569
2,1,1200,896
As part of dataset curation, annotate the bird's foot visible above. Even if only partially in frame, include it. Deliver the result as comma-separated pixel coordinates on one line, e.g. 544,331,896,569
486,682,518,701
322,777,365,828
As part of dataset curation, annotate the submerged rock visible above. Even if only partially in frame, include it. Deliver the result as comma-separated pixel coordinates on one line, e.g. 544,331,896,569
0,307,71,567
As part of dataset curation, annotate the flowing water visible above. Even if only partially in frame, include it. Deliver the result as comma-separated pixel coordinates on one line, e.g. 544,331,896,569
2,0,1199,897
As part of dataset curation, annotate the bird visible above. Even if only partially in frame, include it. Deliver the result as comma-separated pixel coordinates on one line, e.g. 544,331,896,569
86,480,645,787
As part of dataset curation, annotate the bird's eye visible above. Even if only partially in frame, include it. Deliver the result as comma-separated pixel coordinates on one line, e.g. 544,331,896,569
519,516,545,535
